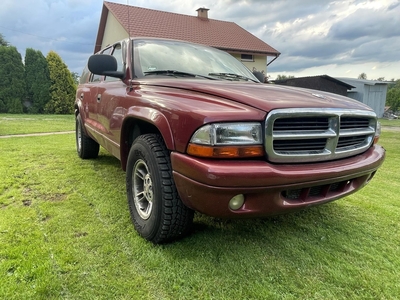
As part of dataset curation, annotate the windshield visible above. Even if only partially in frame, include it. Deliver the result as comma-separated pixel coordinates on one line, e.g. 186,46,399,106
133,39,259,82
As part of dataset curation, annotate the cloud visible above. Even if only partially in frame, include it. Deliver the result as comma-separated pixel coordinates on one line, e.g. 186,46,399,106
0,0,399,79
328,7,400,40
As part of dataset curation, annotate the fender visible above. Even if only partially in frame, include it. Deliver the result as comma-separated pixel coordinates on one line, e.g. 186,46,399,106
120,106,175,170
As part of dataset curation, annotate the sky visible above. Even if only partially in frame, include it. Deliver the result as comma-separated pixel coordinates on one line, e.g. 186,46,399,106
1,0,399,80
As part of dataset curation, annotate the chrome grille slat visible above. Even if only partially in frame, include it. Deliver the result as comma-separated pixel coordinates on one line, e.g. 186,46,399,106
273,130,336,139
339,128,375,137
265,109,377,163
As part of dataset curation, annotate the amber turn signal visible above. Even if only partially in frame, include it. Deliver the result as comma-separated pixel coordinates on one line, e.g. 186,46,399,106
187,143,264,158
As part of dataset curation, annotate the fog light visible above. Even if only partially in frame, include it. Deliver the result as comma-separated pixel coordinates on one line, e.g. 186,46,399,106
229,194,245,210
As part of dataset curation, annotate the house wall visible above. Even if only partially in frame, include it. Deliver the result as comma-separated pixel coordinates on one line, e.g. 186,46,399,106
229,53,267,75
101,12,129,50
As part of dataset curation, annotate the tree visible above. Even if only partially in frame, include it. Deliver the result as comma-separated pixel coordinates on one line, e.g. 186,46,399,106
71,72,80,86
358,73,367,80
275,74,295,80
25,48,51,113
45,51,76,114
0,33,8,47
388,79,400,91
386,79,400,113
0,46,26,113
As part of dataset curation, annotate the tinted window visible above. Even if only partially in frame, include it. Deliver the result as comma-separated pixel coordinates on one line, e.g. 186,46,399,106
133,39,257,81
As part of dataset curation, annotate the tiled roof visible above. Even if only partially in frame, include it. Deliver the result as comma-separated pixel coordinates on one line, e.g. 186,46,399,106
95,1,280,56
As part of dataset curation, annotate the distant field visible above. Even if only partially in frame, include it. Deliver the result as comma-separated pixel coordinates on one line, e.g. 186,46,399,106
0,114,74,135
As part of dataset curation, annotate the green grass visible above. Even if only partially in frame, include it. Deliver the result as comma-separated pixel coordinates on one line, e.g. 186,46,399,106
0,114,74,135
0,116,399,299
379,118,400,127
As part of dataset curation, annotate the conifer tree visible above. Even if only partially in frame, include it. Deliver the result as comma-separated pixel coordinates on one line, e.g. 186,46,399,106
0,46,26,113
45,51,76,114
25,48,51,113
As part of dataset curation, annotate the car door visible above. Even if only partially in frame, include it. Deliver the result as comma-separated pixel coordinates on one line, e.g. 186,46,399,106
79,46,113,136
96,42,127,158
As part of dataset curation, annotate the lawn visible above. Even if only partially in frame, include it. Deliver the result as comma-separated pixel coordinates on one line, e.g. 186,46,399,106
0,114,74,136
379,118,400,127
0,115,399,299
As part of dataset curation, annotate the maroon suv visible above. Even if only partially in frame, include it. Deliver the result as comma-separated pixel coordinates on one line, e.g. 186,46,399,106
75,38,385,243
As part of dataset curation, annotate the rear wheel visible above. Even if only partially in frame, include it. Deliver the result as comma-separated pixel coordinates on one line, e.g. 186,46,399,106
126,134,194,243
76,114,99,159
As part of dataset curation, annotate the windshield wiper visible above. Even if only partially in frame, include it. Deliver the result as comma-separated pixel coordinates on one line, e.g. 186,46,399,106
208,72,258,82
143,70,216,80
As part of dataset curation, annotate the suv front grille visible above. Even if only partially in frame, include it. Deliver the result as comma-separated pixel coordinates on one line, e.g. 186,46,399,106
265,109,377,163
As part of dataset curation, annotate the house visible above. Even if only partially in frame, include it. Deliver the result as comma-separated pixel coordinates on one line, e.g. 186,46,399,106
94,1,280,76
273,75,355,97
335,78,388,118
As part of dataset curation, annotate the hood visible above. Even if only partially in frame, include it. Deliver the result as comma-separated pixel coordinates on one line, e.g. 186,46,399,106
138,79,373,113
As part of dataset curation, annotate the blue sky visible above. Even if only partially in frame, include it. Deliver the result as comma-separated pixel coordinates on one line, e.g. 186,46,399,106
1,0,399,80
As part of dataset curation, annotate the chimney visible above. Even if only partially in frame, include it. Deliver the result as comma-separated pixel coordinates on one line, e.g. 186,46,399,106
196,8,209,19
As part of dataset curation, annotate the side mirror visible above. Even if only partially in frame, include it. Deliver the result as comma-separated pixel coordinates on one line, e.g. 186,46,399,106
88,54,125,79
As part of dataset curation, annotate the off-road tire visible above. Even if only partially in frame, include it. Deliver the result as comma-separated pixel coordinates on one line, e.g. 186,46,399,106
126,134,194,243
76,114,99,159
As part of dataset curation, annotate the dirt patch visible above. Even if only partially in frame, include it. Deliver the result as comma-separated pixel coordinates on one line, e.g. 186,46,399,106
22,200,32,206
382,126,400,132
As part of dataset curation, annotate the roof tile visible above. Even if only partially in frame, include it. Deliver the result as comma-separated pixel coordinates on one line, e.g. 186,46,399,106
101,1,279,55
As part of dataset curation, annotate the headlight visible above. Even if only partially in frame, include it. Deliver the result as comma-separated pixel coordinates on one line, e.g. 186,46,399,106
187,123,264,158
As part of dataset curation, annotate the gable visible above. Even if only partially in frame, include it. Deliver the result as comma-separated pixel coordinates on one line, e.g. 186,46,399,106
101,11,129,50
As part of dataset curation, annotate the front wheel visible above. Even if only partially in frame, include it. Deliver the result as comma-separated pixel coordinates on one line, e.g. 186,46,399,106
126,134,194,243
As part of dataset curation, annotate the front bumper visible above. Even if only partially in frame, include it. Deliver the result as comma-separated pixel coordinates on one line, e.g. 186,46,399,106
171,145,385,218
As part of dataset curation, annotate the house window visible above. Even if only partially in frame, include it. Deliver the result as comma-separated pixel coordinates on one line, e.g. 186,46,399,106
241,54,254,62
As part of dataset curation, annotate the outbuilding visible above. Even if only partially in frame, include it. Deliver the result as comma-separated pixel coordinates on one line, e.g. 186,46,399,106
335,78,388,118
273,75,354,97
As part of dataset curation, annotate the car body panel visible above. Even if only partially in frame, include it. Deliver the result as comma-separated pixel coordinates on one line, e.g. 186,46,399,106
172,145,384,217
75,37,385,219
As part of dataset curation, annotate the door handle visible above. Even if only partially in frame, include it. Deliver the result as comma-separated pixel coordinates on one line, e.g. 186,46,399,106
80,93,84,99
97,94,101,102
